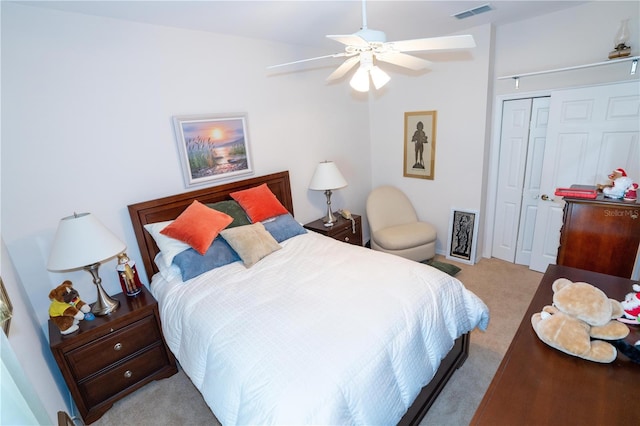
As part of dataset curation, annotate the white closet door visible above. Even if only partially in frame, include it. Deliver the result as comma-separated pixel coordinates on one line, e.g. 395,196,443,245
515,97,550,265
492,99,532,262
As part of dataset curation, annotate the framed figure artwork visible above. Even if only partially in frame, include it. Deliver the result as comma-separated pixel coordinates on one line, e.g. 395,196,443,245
404,111,437,180
173,113,254,188
446,209,479,265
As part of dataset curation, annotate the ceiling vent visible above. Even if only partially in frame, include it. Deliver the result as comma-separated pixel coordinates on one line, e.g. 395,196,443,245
452,3,493,20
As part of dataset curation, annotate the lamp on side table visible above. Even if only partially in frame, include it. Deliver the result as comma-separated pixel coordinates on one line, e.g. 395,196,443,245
47,212,126,315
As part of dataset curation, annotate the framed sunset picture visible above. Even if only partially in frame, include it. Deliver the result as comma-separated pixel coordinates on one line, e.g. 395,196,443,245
173,113,254,187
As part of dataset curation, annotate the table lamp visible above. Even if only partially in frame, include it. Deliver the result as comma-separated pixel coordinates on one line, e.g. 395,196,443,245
47,213,126,315
309,161,348,226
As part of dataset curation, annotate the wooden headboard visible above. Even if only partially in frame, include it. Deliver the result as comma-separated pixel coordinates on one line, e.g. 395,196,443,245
128,171,293,280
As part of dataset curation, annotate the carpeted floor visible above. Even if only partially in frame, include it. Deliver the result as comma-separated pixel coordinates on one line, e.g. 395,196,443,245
90,255,542,426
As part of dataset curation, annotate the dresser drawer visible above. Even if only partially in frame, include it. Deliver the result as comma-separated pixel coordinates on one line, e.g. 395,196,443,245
79,344,169,408
66,314,161,380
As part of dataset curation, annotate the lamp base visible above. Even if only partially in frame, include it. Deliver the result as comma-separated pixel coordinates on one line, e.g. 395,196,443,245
85,263,119,316
322,189,336,226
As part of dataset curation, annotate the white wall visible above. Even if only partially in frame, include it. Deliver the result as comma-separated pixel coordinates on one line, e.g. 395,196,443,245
493,1,639,96
2,239,66,424
369,24,492,259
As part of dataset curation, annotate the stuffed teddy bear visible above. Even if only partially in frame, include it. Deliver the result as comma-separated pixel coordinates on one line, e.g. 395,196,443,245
49,280,91,335
531,278,630,363
598,168,633,199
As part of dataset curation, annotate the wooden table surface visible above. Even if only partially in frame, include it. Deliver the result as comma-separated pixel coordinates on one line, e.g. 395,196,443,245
471,264,639,425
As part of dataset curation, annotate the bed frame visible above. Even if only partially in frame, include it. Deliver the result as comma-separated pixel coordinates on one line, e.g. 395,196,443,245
127,170,469,426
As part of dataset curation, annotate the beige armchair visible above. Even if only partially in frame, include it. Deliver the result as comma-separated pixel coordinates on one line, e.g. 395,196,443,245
366,185,437,262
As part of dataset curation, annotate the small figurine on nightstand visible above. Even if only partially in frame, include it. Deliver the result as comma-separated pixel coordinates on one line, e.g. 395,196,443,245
117,253,143,297
49,280,92,335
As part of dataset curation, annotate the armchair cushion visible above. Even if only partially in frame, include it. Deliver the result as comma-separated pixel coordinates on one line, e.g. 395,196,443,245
373,222,437,250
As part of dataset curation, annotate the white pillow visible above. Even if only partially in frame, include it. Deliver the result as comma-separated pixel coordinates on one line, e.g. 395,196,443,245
143,221,190,268
154,253,183,282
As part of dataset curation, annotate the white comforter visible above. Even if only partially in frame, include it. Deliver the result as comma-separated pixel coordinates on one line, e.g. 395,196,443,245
151,231,489,425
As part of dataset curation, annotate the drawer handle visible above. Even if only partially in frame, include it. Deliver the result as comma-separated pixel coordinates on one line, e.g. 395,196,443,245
124,370,132,378
114,343,123,351
344,237,350,242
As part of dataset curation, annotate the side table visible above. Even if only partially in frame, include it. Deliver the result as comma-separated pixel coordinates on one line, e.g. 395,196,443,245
304,213,363,246
49,287,177,424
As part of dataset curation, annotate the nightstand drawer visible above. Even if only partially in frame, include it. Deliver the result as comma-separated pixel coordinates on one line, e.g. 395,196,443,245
66,314,161,379
332,227,362,245
79,344,168,408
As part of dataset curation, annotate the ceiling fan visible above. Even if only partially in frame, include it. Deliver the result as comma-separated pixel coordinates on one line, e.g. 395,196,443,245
267,0,476,92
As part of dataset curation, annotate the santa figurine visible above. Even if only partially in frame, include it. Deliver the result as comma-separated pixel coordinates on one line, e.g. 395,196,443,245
623,182,638,202
601,168,633,199
620,284,640,324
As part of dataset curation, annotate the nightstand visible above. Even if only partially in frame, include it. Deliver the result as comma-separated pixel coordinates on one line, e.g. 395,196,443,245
48,287,177,424
304,213,363,246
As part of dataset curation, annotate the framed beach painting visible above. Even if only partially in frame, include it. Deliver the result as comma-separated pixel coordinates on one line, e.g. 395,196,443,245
404,111,436,180
446,208,479,265
173,113,254,187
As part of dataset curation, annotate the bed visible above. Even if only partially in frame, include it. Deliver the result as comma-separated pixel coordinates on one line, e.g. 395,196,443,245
128,170,489,425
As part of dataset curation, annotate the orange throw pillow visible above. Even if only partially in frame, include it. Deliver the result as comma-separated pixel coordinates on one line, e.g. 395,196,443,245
161,200,233,254
230,183,289,222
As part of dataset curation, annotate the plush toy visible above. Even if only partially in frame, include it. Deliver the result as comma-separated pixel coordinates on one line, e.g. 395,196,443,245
620,283,640,324
531,278,631,363
623,182,638,202
49,280,91,335
598,168,633,199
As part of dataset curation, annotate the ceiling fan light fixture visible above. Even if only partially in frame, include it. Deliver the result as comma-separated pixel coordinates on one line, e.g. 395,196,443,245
370,66,390,90
268,0,477,92
350,67,370,92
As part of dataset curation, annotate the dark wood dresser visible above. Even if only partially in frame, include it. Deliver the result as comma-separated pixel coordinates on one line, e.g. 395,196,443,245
471,265,639,425
49,287,177,424
557,193,639,278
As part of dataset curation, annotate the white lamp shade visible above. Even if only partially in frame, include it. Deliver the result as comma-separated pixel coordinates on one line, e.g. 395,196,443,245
350,67,370,92
309,161,348,191
47,213,126,271
370,66,390,90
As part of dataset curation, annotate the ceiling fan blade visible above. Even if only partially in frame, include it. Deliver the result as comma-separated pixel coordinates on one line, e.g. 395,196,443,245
327,34,369,47
376,52,432,71
267,53,347,69
389,35,476,52
326,56,361,81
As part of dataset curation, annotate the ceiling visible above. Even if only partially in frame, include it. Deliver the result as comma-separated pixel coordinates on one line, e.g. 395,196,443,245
20,1,586,50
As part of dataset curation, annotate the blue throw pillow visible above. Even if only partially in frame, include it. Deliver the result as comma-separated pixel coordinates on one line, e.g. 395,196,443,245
262,213,307,243
173,236,240,281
